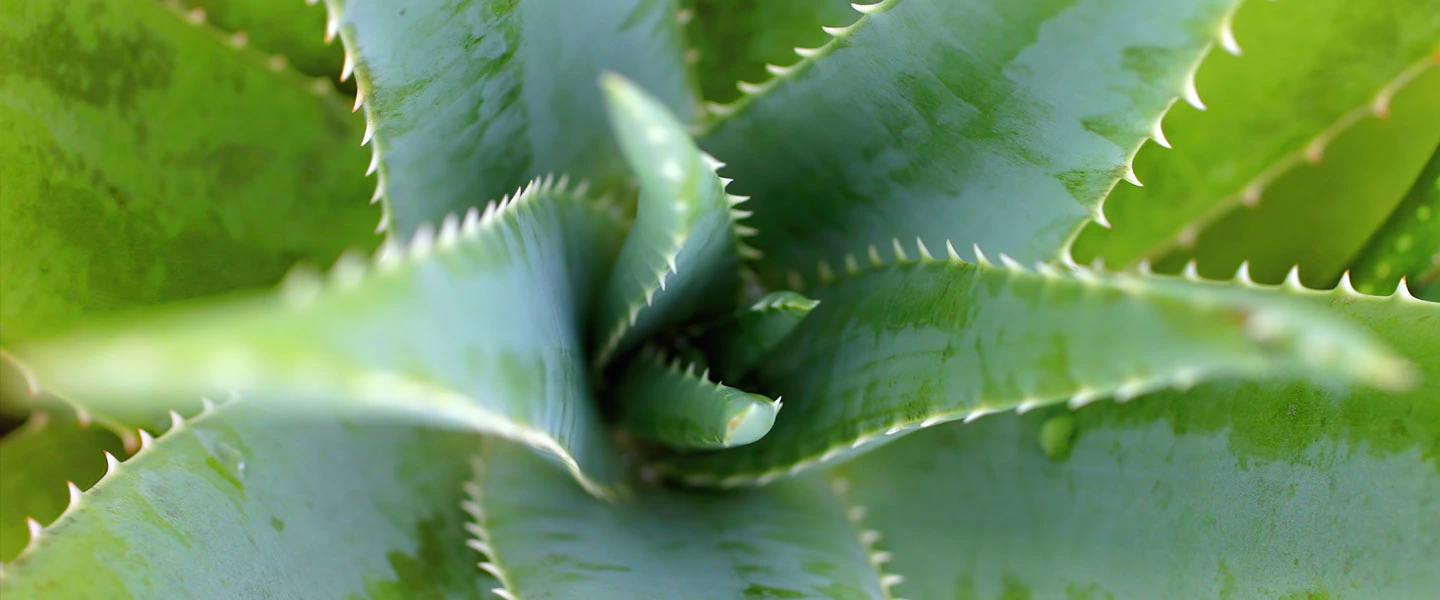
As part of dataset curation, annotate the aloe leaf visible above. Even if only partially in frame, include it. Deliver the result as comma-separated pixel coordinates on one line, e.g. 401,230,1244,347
0,400,497,598
174,0,345,80
592,74,750,365
699,0,1241,285
692,291,818,382
831,285,1440,599
680,0,858,104
0,411,126,561
1350,147,1440,300
11,179,627,496
1072,0,1440,268
611,349,780,450
0,0,376,340
1153,67,1440,287
465,440,887,599
656,246,1412,486
321,0,695,240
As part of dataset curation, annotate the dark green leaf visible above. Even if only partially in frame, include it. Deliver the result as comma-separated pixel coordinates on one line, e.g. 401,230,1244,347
0,411,126,562
680,0,858,104
1350,146,1440,300
692,291,818,382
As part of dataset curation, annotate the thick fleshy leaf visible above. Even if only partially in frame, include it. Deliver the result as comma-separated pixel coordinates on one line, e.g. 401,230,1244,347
0,411,126,561
0,0,375,340
12,179,627,496
611,349,780,449
464,440,887,600
322,0,696,239
832,285,1440,599
176,0,345,80
680,0,858,104
692,291,818,382
1152,67,1440,287
1350,147,1440,300
656,247,1412,486
0,400,498,598
592,74,750,365
1072,0,1440,268
700,0,1240,284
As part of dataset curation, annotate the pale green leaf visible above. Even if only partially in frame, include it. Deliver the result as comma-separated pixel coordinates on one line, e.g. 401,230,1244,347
832,286,1440,599
0,411,126,562
656,249,1412,485
12,180,627,496
691,291,818,382
699,0,1240,285
176,0,346,80
0,0,376,340
466,440,886,600
611,348,779,449
0,401,497,598
322,0,696,239
1072,0,1440,268
592,73,749,365
1350,146,1440,301
680,0,858,104
1153,67,1440,287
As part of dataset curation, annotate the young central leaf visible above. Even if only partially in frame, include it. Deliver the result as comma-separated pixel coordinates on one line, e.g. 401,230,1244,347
658,247,1413,485
591,74,752,365
12,179,627,496
611,348,780,449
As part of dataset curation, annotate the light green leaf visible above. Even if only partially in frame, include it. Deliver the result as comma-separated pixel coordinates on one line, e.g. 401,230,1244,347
680,0,858,104
0,400,497,598
592,73,750,365
1072,0,1440,268
699,0,1240,285
692,291,818,382
0,411,126,562
322,0,696,239
656,247,1412,486
1350,146,1440,301
0,0,376,340
831,286,1440,599
1152,67,1440,287
12,179,627,496
175,0,346,80
466,440,887,600
611,348,780,449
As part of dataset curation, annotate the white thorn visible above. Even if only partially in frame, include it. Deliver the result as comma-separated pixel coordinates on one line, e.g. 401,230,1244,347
1123,164,1143,187
1284,265,1304,289
970,243,989,265
852,2,885,14
1183,77,1206,111
353,85,366,112
200,397,218,412
881,574,906,587
915,238,934,260
867,244,883,267
1234,260,1253,284
340,54,354,82
736,80,765,95
374,212,389,234
1137,258,1153,275
478,562,504,578
1182,260,1200,280
66,481,83,507
491,589,517,600
138,429,156,450
891,238,908,261
1219,20,1242,56
25,517,42,543
821,25,849,36
366,151,380,176
103,451,121,475
325,17,339,44
361,120,374,146
168,410,184,431
844,253,861,274
998,253,1026,271
1151,119,1172,149
1396,277,1416,299
794,46,824,59
1091,207,1112,229
1336,271,1357,294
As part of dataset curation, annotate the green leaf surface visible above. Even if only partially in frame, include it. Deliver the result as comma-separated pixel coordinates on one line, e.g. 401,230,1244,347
1153,67,1440,287
832,286,1440,599
0,411,126,562
13,180,627,496
175,0,346,80
1350,146,1440,301
323,0,696,239
692,291,818,382
0,0,376,340
592,74,749,365
680,0,858,104
699,0,1240,285
0,400,497,598
656,248,1413,486
611,349,780,449
467,440,886,600
1072,0,1440,267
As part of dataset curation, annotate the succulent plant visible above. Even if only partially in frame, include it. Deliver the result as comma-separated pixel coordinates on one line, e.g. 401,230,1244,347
1,0,1437,597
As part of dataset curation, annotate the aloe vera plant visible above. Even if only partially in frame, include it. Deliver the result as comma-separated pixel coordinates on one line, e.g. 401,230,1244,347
1,0,1437,596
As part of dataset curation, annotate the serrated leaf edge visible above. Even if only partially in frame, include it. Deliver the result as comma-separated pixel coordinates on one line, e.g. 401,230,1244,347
462,451,521,600
827,476,908,600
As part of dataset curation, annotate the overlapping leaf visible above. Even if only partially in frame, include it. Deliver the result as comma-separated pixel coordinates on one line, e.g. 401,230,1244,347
465,440,887,599
321,0,696,239
1351,147,1440,300
657,247,1412,485
700,0,1241,285
1072,0,1440,269
0,411,126,561
691,291,818,382
611,349,780,449
0,0,375,340
12,180,627,495
0,401,498,598
680,0,858,104
832,286,1440,599
175,0,345,80
591,74,751,365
